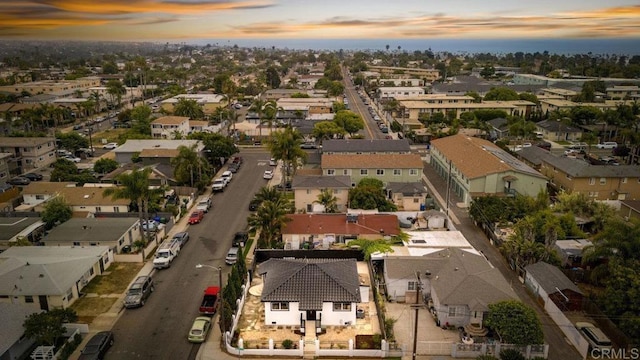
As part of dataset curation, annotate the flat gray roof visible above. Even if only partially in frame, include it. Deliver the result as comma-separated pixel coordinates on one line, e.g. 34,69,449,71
44,218,138,244
0,217,43,241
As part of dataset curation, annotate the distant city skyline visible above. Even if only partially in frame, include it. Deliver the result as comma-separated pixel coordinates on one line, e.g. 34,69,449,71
1,1,639,42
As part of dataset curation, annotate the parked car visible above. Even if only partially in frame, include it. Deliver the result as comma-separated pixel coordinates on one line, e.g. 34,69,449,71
568,142,588,150
232,232,248,247
188,210,205,225
221,170,233,183
78,331,114,360
172,232,190,247
123,276,154,308
199,286,220,315
263,170,274,179
141,220,162,232
228,162,240,173
196,197,212,212
21,172,43,181
188,316,212,343
576,322,612,354
153,239,181,269
8,177,31,186
269,158,277,166
103,142,119,149
300,142,317,149
212,178,226,192
596,142,618,149
63,155,82,163
225,247,240,265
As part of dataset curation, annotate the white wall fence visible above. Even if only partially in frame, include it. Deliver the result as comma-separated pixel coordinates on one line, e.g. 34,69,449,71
113,234,160,262
451,342,549,359
544,298,590,359
228,338,392,357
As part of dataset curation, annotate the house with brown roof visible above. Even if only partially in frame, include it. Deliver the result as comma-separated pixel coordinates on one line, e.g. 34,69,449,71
539,155,640,201
282,213,399,249
32,185,130,215
430,134,547,206
322,153,423,185
20,181,77,208
112,139,204,164
150,116,190,139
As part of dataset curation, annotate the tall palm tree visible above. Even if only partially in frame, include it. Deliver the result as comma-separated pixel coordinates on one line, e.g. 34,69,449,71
106,80,126,110
267,127,308,184
103,168,152,247
247,197,291,248
249,98,267,138
254,186,282,204
173,98,205,119
315,189,338,213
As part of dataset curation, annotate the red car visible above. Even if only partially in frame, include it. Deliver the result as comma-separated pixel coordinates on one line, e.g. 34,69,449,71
188,210,204,225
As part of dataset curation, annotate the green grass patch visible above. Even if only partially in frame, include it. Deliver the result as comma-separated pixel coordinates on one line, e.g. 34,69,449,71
243,238,254,257
71,297,118,323
81,262,144,295
93,128,127,143
556,140,573,146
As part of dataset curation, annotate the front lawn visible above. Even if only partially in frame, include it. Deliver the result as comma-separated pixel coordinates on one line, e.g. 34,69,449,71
81,262,144,295
71,297,118,324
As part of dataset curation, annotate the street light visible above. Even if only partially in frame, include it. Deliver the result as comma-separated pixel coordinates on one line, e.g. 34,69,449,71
195,264,225,337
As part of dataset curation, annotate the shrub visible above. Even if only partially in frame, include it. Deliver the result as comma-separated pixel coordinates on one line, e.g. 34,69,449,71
499,348,526,360
282,339,294,349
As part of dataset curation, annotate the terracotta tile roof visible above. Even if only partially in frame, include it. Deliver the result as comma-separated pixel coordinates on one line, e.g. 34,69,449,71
151,116,189,125
57,187,130,206
283,213,399,236
430,134,543,179
22,182,77,195
139,148,179,158
321,153,423,169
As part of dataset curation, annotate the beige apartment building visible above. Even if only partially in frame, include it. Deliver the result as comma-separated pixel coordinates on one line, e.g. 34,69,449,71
368,65,440,82
0,77,101,95
150,116,190,139
0,137,56,173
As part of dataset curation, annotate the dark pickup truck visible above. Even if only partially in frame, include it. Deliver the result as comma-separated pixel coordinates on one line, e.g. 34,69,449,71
199,286,220,315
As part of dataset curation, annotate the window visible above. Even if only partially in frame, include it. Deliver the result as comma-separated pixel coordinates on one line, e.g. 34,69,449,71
306,189,311,195
73,242,80,246
393,169,401,176
333,303,351,311
407,281,416,291
410,169,418,176
413,198,420,203
589,177,595,185
95,206,102,212
448,307,462,317
36,195,45,200
342,169,350,176
271,302,289,311
360,169,368,175
376,169,384,176
327,169,335,175
25,296,34,303
114,207,120,213
600,178,606,185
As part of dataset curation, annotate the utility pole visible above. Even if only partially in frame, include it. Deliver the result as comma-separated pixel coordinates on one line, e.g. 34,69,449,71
412,271,421,360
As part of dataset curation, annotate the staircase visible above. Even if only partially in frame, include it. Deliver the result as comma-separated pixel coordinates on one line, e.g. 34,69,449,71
464,323,489,337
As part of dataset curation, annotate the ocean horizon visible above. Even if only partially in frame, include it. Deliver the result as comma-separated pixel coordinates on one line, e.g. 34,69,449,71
195,38,640,56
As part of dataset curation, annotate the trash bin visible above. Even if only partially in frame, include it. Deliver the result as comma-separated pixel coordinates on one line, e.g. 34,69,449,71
420,203,426,211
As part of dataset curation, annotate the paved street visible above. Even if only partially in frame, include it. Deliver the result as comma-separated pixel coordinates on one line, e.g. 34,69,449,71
104,149,272,360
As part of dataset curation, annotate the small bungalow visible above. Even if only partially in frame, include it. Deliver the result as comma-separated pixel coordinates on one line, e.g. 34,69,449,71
524,261,584,312
386,182,428,211
42,217,141,253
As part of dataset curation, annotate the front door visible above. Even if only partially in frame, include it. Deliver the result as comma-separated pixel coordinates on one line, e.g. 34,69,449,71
39,295,49,311
306,310,316,321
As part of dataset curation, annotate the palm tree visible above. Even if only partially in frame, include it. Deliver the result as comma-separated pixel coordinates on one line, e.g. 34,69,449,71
315,189,338,213
583,217,640,281
103,168,152,249
173,98,204,119
267,128,308,185
254,186,282,204
249,98,267,139
106,80,126,109
171,144,210,189
247,197,291,248
227,109,241,138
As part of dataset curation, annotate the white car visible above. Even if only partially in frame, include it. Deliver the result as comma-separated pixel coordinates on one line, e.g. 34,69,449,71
196,197,212,212
263,170,274,180
103,142,119,149
269,158,277,166
63,155,81,163
212,178,226,192
221,171,233,183
596,142,617,149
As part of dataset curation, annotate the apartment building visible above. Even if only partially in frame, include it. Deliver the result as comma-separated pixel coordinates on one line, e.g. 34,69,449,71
150,116,190,139
367,65,440,82
376,87,425,100
0,137,56,173
0,77,101,96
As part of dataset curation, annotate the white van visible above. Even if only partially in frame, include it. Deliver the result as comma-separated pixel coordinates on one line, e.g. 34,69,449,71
153,239,181,269
576,322,612,353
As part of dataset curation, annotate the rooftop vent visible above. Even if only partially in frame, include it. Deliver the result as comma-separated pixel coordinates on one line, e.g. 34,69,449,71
346,214,358,223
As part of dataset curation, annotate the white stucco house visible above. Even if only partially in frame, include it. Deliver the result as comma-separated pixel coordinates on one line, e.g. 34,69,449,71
258,258,362,327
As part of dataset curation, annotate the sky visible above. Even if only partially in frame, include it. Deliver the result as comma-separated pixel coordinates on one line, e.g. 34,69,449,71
1,0,639,42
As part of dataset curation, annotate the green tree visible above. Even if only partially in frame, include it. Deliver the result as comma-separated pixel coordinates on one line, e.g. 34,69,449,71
315,189,338,213
187,132,238,168
266,127,308,184
254,186,282,204
598,259,640,343
104,168,151,242
171,144,211,189
484,87,520,101
583,217,640,283
106,79,126,109
313,121,345,141
173,98,204,119
265,66,281,89
348,178,397,211
347,239,394,260
94,158,119,174
485,300,544,345
23,308,78,346
333,110,364,136
50,159,79,182
248,197,291,248
42,196,73,228
56,132,89,152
